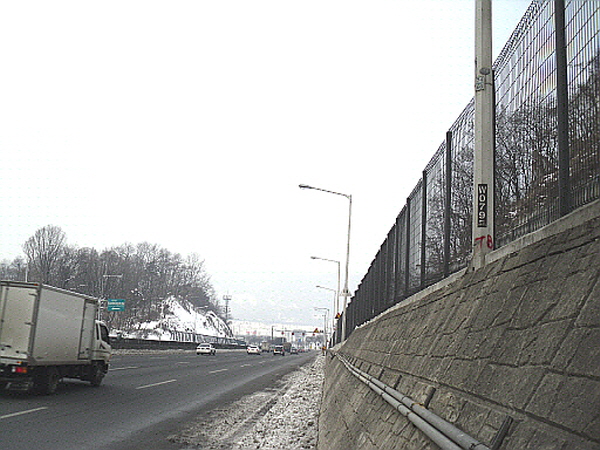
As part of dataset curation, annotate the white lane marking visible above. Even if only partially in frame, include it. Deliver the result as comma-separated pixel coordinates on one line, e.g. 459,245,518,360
177,362,190,365
0,407,48,420
110,366,139,371
240,364,251,368
136,379,177,390
209,369,228,374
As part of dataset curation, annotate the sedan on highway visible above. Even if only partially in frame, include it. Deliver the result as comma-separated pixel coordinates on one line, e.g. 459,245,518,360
247,345,261,355
196,343,216,355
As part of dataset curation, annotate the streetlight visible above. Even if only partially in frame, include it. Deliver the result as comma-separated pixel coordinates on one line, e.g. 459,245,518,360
101,273,123,297
311,256,341,321
316,285,337,340
100,274,123,323
300,184,352,340
314,307,329,350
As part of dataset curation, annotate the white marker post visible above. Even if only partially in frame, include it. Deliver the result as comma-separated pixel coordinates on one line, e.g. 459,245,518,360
472,0,495,270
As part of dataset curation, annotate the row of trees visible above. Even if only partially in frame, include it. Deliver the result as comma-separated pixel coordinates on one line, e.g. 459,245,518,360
495,52,599,243
1,225,224,326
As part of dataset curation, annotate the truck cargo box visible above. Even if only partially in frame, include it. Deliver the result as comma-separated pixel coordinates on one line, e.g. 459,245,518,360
0,281,98,366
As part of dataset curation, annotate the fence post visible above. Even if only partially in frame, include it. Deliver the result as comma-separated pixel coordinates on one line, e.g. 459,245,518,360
444,131,452,277
405,198,411,296
555,0,571,216
394,212,404,303
387,229,395,307
421,171,428,288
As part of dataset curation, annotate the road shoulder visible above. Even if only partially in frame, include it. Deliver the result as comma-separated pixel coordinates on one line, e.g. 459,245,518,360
168,354,324,450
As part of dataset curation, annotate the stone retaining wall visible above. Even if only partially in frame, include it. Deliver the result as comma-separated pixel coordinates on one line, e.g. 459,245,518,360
318,200,600,449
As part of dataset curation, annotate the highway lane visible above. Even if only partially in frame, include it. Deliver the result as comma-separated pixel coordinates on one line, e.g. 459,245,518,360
0,350,316,450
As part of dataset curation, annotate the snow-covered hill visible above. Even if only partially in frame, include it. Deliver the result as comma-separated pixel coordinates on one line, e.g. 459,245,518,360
117,296,232,341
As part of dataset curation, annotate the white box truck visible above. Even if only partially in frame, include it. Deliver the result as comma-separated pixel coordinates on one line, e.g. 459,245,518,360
0,281,111,394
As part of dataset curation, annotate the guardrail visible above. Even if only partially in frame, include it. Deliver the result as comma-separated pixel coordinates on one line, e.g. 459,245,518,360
110,337,246,350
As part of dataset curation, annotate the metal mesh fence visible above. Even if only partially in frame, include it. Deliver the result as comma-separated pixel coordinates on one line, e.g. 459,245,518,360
568,1,600,209
408,181,423,293
423,143,447,286
339,0,600,341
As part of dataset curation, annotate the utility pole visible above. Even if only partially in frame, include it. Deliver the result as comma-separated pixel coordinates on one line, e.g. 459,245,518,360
100,273,123,322
472,0,495,270
223,295,231,324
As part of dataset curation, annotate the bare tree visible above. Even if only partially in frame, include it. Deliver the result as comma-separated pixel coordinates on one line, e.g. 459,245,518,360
18,227,224,329
0,257,28,281
23,225,67,284
569,52,599,202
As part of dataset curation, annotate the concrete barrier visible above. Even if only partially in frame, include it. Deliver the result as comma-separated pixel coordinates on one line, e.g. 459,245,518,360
110,337,245,350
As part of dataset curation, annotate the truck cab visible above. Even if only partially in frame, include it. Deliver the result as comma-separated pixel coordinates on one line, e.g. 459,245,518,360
87,320,111,386
93,321,112,363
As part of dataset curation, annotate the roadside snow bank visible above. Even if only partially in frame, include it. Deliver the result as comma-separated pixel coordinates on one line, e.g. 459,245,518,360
170,355,325,450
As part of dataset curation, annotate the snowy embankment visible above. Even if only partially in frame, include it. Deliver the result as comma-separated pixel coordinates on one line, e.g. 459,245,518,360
114,296,232,342
169,355,325,450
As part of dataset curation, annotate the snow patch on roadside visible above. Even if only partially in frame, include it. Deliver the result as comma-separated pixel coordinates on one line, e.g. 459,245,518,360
169,355,325,449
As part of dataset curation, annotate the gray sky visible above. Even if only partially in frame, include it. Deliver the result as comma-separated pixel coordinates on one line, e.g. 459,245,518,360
0,0,532,326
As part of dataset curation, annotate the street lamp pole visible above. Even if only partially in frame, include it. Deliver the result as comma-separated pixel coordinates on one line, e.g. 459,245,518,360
100,273,123,322
311,256,341,320
314,307,329,349
316,285,337,339
300,184,352,341
343,194,352,340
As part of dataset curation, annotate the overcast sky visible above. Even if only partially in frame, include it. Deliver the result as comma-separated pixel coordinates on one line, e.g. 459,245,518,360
0,0,532,326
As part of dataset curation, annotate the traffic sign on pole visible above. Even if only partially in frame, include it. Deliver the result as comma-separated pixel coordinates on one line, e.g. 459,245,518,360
107,299,125,311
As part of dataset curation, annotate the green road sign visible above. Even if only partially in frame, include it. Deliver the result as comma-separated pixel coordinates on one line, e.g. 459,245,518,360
107,299,125,311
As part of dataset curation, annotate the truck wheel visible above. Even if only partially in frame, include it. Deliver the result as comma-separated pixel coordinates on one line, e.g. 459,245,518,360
34,367,61,395
47,368,61,394
89,362,105,387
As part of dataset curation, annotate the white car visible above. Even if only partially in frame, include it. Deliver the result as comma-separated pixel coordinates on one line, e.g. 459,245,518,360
196,343,216,355
247,345,261,355
272,345,285,356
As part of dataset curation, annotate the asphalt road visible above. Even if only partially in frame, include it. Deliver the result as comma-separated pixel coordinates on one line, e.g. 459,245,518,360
0,349,317,450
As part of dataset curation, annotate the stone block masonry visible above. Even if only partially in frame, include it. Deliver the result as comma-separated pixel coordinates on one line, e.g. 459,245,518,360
318,200,600,450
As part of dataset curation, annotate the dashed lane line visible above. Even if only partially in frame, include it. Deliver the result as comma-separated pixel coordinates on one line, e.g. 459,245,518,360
136,379,178,390
209,369,229,374
1,407,48,420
